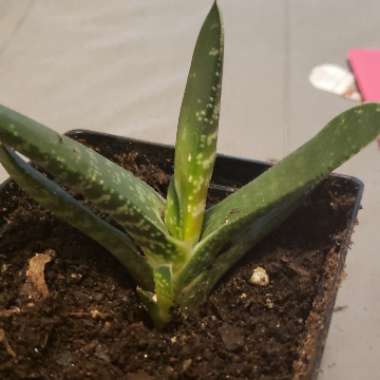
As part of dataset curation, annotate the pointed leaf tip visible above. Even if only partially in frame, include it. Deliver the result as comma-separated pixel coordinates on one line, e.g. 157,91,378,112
165,0,224,245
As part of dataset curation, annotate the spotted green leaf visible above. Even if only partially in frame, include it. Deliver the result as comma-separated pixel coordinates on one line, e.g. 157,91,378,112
0,145,154,290
0,104,180,262
176,103,380,294
165,2,223,245
136,265,173,328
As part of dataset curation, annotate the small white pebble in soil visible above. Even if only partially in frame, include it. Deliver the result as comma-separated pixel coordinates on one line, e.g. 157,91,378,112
90,309,107,320
249,266,270,287
240,293,247,299
265,298,274,309
182,358,192,372
170,336,177,344
90,309,101,319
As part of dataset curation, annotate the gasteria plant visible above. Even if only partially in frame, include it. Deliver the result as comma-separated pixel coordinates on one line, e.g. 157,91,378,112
0,2,380,327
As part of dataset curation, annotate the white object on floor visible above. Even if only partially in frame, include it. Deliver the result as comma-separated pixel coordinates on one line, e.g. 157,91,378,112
309,64,362,101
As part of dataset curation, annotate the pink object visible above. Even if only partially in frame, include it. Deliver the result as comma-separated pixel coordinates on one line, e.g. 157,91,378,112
348,49,380,101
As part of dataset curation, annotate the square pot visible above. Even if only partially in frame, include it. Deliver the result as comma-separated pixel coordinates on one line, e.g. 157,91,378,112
0,129,363,380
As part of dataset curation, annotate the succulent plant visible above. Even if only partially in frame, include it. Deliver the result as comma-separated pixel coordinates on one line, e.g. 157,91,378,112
0,2,379,327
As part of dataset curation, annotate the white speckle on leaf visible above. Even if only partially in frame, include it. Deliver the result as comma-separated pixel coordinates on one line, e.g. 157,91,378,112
191,202,204,217
195,111,203,122
192,177,204,193
201,152,216,169
249,266,270,287
212,103,220,120
209,47,219,56
207,132,217,146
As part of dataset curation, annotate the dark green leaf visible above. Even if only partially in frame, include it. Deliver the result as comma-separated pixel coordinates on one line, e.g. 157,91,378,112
165,2,223,245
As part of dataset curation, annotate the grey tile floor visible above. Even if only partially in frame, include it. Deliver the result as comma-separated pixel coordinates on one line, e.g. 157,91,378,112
0,1,379,378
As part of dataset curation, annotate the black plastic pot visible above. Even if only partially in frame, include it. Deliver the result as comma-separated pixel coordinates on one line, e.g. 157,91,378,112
0,129,364,380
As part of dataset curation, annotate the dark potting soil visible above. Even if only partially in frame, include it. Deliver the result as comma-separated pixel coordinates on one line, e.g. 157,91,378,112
0,141,359,380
